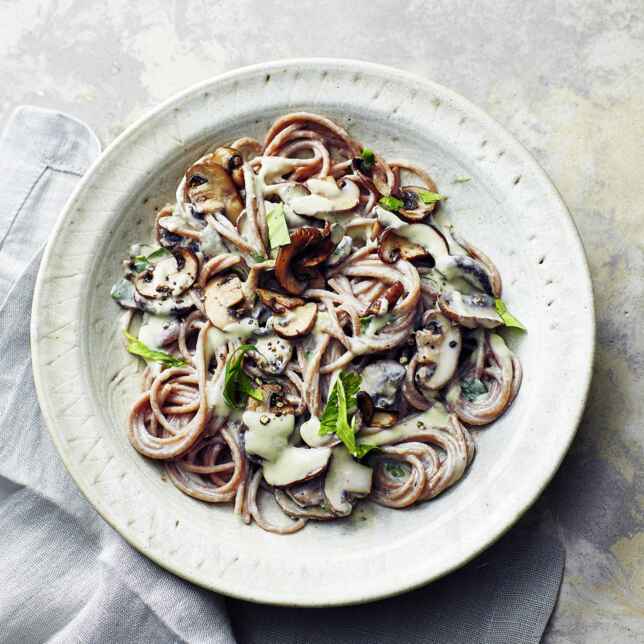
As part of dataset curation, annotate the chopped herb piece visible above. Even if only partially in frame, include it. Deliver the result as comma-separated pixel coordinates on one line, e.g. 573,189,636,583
494,299,527,331
223,344,264,409
384,462,407,478
266,204,291,249
379,196,404,212
360,147,375,170
251,252,268,263
419,190,446,204
460,378,488,401
124,331,186,368
147,247,171,261
130,247,170,273
453,176,471,183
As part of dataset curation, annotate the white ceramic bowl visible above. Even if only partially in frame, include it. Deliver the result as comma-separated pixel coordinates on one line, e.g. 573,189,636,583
31,59,594,606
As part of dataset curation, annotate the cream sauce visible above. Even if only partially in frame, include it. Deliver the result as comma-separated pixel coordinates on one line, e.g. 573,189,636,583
262,445,331,486
363,404,451,446
323,445,373,514
243,411,295,462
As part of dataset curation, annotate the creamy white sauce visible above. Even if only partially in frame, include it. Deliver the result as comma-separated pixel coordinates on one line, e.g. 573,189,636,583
243,411,295,462
299,416,334,448
323,445,373,514
262,445,331,486
364,405,451,446
138,314,173,351
256,156,300,196
206,368,229,417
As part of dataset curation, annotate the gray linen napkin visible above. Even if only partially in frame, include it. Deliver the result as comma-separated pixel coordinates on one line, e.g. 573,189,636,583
0,106,564,644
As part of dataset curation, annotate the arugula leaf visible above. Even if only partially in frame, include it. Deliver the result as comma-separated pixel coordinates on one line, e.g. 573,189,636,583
124,331,186,368
494,299,527,331
379,196,404,212
460,378,488,401
318,371,375,458
223,344,264,409
360,147,375,171
266,204,291,249
419,190,446,204
453,176,471,183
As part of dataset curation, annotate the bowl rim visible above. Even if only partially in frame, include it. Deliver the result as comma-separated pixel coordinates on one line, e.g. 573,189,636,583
31,57,595,606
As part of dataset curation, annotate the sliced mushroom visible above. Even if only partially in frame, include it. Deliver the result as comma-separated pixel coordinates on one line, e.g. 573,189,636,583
273,302,318,339
274,488,336,520
290,177,360,216
262,446,332,487
256,288,305,314
397,186,440,222
285,478,325,508
370,411,399,428
323,445,373,516
378,227,432,264
112,278,195,315
184,155,243,225
134,248,198,299
435,254,496,296
251,334,293,375
360,360,406,410
275,227,324,294
243,411,295,462
438,289,502,329
414,310,462,389
368,280,404,315
326,235,353,267
397,223,450,260
203,274,245,329
211,146,243,173
356,392,375,426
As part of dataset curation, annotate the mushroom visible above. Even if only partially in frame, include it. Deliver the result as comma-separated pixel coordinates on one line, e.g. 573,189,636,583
273,302,318,339
112,278,195,316
323,445,373,516
326,235,353,267
299,415,338,448
211,146,243,173
289,177,360,216
370,411,399,428
251,334,293,375
275,227,324,294
368,280,404,315
434,254,497,296
285,478,325,508
274,488,336,521
134,248,198,299
356,391,375,426
256,288,305,314
184,155,243,225
203,274,245,329
377,223,449,265
438,289,502,329
414,310,462,389
397,223,450,260
397,186,440,222
243,411,295,462
262,446,332,487
360,360,406,410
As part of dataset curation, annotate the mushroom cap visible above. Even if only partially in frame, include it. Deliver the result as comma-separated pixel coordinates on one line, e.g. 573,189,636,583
184,155,243,225
275,226,325,294
397,186,440,222
273,302,318,339
415,310,462,390
289,177,360,216
134,248,198,299
378,227,432,264
360,360,406,410
438,290,502,329
434,254,496,296
256,288,305,314
252,334,293,375
203,274,245,330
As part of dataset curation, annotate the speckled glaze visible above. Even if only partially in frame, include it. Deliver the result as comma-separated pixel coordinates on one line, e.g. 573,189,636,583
31,60,593,606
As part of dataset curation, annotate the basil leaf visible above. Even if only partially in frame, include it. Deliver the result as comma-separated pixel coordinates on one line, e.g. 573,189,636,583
319,371,361,435
495,299,527,331
453,176,471,183
379,196,404,212
419,190,446,204
124,331,186,368
461,378,488,401
360,147,375,170
223,344,264,409
266,204,291,249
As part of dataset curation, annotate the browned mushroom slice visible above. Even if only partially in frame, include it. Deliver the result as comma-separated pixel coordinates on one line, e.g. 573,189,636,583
370,411,399,428
378,228,432,264
414,310,462,390
184,155,243,225
446,332,517,425
273,302,318,339
435,254,497,296
438,290,502,329
275,226,323,294
397,186,440,222
134,248,198,299
368,280,404,315
256,288,305,314
211,146,243,173
203,274,245,329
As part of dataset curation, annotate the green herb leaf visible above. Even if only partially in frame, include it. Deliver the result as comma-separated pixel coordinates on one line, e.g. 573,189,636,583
266,204,291,249
360,147,375,170
223,344,264,409
494,299,527,331
147,247,171,261
131,247,170,273
419,190,446,204
251,252,268,263
384,462,407,478
359,313,395,336
124,331,186,368
379,196,404,212
460,378,488,401
453,176,471,183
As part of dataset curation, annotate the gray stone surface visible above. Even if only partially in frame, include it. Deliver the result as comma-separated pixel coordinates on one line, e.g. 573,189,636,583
1,0,642,641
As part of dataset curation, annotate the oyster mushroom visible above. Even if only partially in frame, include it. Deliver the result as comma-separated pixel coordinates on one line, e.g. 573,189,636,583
435,254,498,297
134,248,198,299
438,290,502,329
414,310,462,390
203,274,245,329
397,186,440,222
290,177,360,216
184,155,243,225
275,226,324,294
361,360,406,410
262,446,332,487
323,445,373,516
273,302,318,339
256,288,305,314
251,334,293,375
